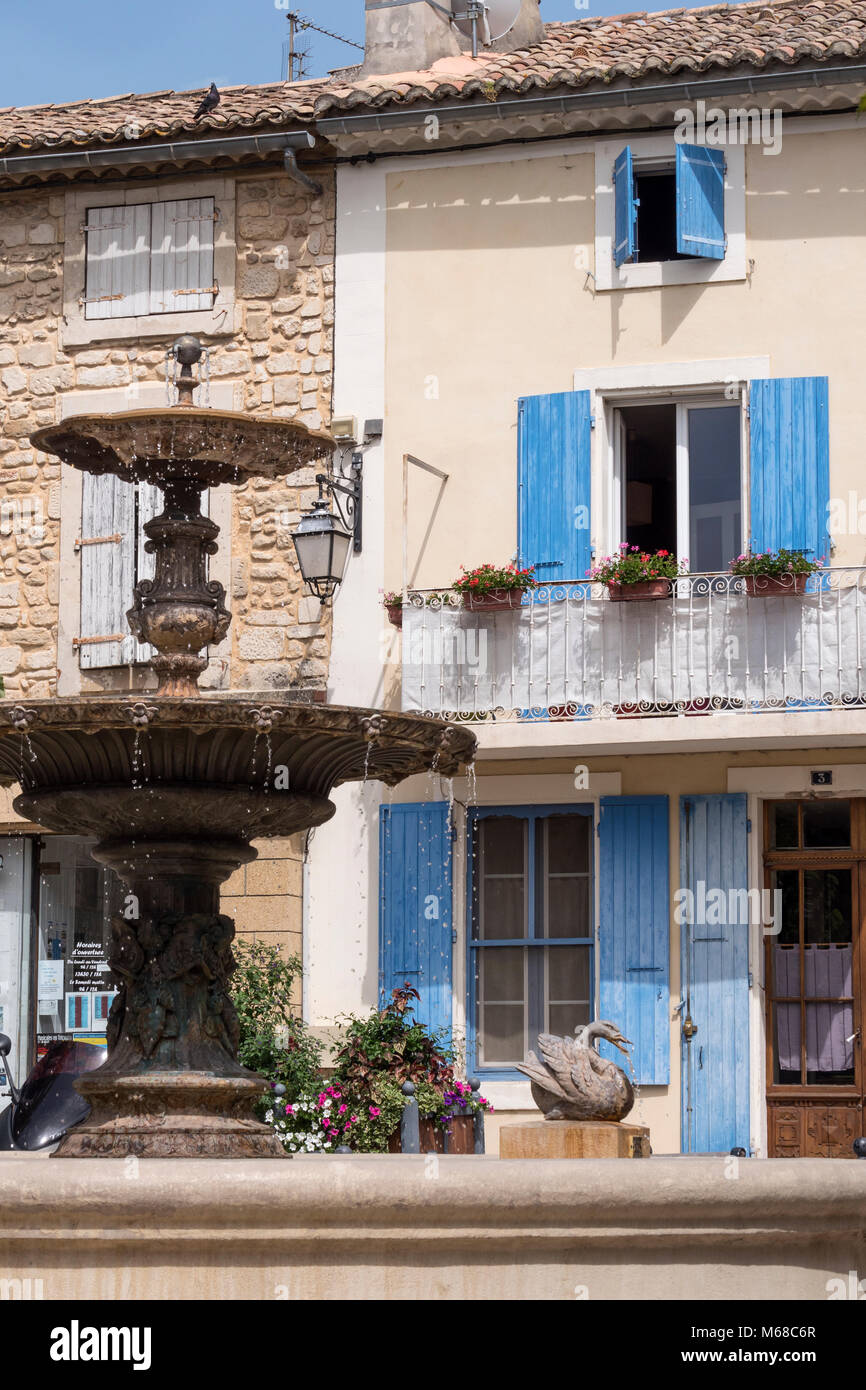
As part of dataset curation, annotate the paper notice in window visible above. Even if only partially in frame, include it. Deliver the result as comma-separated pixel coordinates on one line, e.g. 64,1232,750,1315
37,959,64,1002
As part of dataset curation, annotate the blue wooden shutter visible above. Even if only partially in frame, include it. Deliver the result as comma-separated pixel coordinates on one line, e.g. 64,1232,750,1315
517,391,592,580
613,146,636,267
599,795,670,1085
680,794,750,1153
676,144,726,259
379,802,453,1039
748,376,830,559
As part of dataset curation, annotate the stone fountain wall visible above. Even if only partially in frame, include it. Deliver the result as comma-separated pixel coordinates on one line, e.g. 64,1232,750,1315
0,166,336,959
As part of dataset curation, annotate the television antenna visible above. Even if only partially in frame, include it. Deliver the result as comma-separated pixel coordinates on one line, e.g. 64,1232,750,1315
282,12,364,83
450,0,524,57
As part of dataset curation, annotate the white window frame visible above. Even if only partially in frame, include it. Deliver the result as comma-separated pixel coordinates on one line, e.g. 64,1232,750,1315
61,176,237,348
611,394,746,570
574,358,769,566
594,134,746,292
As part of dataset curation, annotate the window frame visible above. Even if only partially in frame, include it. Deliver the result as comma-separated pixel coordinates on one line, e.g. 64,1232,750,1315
594,134,745,292
466,803,595,1080
612,393,747,570
61,177,236,348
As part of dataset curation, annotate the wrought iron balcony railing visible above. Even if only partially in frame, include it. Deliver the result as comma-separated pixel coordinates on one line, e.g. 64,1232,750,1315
400,571,866,722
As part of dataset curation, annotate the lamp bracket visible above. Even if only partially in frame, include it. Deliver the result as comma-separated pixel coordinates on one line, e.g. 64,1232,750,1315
315,453,363,554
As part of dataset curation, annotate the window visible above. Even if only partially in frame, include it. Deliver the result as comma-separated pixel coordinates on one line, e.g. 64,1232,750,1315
469,808,594,1072
614,143,725,268
616,399,742,572
83,198,216,321
594,137,745,292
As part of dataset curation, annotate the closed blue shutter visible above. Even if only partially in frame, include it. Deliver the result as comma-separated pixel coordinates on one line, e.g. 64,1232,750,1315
680,794,750,1153
676,143,726,259
599,795,670,1085
749,377,830,560
517,391,592,581
379,802,453,1038
613,146,636,267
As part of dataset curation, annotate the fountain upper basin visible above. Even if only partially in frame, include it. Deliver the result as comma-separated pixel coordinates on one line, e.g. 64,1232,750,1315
30,408,333,488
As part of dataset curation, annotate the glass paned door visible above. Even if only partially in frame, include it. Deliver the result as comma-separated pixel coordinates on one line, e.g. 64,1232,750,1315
765,800,865,1157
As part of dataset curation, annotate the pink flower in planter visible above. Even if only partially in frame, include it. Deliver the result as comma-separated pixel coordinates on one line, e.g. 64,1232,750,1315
339,1103,347,1114
369,1106,381,1117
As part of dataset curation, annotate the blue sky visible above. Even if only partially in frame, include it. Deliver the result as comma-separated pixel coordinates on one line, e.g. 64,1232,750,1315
1,0,737,110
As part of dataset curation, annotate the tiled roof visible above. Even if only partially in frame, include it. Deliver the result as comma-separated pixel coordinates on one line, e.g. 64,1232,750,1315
2,0,865,156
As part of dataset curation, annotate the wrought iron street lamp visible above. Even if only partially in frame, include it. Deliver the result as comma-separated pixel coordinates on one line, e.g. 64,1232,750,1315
291,454,362,601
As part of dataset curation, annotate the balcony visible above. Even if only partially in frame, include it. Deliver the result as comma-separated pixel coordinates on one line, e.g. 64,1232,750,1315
401,571,866,725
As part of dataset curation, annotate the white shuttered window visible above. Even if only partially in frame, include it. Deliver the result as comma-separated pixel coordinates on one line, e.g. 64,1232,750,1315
83,198,215,320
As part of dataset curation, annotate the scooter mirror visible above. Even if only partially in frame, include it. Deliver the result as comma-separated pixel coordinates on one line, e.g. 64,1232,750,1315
0,1034,11,1057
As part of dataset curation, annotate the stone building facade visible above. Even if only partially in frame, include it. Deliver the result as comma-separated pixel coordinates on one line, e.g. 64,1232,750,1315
0,105,336,1060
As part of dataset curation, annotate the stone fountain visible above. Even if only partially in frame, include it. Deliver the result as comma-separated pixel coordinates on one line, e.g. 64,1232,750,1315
0,337,475,1158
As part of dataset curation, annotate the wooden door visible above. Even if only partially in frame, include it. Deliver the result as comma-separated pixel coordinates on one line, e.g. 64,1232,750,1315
765,799,865,1157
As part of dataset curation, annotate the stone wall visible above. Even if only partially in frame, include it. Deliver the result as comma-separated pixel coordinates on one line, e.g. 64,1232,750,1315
0,167,335,701
0,164,336,956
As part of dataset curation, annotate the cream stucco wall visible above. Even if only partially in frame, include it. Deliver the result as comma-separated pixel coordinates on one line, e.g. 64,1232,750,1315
383,118,866,588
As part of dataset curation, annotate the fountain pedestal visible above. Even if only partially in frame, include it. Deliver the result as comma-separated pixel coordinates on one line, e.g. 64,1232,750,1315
499,1119,651,1160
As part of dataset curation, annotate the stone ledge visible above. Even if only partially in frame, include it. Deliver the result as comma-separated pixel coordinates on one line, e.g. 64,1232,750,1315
0,1157,863,1299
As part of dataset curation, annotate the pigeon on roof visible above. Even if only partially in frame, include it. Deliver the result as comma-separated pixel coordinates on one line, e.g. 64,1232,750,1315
194,83,220,120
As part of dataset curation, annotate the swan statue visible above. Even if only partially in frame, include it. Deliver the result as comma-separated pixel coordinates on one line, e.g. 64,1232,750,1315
517,1019,635,1122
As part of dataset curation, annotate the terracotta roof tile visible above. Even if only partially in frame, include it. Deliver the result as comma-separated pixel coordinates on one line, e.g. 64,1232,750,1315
1,0,865,156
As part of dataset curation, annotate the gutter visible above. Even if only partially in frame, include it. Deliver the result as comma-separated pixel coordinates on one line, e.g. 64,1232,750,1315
316,61,866,135
0,129,322,191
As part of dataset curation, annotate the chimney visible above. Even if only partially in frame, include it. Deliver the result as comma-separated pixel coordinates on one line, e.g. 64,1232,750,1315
362,1,544,77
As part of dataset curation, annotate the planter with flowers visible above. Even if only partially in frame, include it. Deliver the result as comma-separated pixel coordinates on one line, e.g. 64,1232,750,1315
383,591,403,629
454,561,535,612
729,549,822,596
589,546,686,601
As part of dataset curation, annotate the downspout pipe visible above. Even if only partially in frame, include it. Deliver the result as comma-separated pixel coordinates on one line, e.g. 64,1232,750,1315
0,129,319,185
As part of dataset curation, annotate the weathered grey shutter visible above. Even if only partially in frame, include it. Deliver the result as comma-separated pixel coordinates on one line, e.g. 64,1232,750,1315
149,198,215,313
79,473,136,667
84,204,151,320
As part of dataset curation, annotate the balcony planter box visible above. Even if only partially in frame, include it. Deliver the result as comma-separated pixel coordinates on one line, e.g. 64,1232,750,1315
607,579,671,602
385,602,403,629
387,1113,475,1154
462,589,525,612
743,573,808,597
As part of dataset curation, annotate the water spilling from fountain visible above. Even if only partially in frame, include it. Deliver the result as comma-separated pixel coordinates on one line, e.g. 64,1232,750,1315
0,337,476,1158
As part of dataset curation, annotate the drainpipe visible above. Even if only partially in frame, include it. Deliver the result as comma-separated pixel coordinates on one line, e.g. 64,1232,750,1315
0,130,320,187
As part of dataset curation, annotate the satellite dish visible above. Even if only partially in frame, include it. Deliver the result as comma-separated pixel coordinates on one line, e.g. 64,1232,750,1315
450,0,524,46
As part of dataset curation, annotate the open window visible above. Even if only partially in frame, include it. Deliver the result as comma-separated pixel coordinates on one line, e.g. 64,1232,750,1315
615,399,742,572
614,143,726,268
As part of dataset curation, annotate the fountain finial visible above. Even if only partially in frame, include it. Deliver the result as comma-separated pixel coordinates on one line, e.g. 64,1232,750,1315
169,334,204,409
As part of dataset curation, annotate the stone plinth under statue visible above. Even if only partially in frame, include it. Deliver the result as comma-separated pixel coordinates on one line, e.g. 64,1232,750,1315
500,1119,650,1159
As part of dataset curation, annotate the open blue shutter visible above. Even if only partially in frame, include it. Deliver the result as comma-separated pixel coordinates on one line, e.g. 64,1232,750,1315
613,146,636,267
517,391,592,580
676,143,726,259
680,794,750,1153
379,802,453,1039
599,796,670,1085
749,377,830,559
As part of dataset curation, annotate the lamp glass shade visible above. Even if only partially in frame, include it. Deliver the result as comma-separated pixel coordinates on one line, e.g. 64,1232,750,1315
292,505,352,600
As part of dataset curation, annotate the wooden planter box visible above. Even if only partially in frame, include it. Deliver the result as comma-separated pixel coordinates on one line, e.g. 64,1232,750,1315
462,589,525,612
607,579,672,602
742,573,809,597
388,1113,475,1154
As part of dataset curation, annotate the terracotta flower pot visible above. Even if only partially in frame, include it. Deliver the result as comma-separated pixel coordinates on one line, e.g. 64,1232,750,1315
607,579,672,602
742,572,809,597
385,603,403,629
462,588,526,612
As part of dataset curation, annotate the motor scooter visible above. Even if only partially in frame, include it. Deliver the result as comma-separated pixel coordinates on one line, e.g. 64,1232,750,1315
0,1033,107,1151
